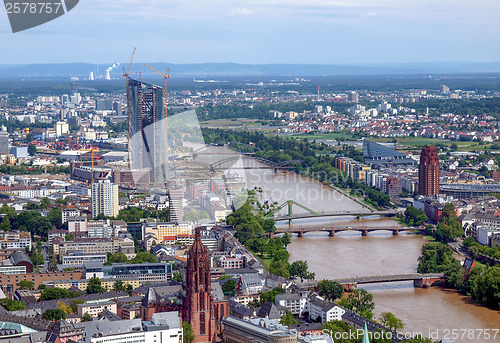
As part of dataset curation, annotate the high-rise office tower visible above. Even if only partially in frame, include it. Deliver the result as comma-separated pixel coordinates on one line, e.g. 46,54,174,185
348,91,359,103
127,79,167,184
418,146,440,196
91,180,119,218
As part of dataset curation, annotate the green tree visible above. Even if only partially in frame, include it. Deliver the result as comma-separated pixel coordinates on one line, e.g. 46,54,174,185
472,265,500,310
81,312,93,322
281,233,291,247
57,301,73,315
18,280,34,290
221,279,237,296
0,298,26,311
0,216,11,231
338,289,375,317
379,312,405,331
280,310,298,326
69,299,85,313
65,233,74,241
130,251,156,264
269,260,290,279
42,309,66,321
87,277,105,294
28,143,37,156
113,280,127,292
317,280,344,302
403,206,428,226
289,260,315,282
182,321,195,343
107,252,129,264
48,208,63,229
434,203,463,241
40,287,70,301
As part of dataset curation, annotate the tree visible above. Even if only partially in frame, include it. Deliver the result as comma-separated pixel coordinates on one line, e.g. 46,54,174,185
0,216,11,231
87,277,105,294
434,203,463,241
65,233,74,241
221,279,237,296
28,143,37,156
57,301,73,314
48,208,63,229
42,309,66,321
280,310,298,326
69,299,85,313
281,233,291,247
269,260,290,279
317,280,344,302
130,251,156,264
182,321,195,343
0,298,26,311
40,287,70,301
113,280,127,292
18,280,34,290
379,312,405,331
403,206,428,226
289,260,315,282
81,312,93,322
338,289,375,316
107,252,128,264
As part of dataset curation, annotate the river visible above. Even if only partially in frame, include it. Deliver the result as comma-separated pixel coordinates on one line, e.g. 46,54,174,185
195,147,500,341
243,167,500,342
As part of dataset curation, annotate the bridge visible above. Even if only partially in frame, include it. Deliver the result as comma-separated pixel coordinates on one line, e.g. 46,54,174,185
304,273,445,291
210,156,302,173
264,200,395,228
273,210,396,221
272,225,413,237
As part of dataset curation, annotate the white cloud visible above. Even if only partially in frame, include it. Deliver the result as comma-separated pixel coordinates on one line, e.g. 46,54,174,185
229,8,255,16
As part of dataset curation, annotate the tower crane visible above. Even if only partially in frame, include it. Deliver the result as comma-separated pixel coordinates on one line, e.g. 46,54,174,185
122,47,136,170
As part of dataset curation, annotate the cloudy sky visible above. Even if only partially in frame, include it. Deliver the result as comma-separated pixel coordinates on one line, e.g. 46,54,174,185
0,0,499,64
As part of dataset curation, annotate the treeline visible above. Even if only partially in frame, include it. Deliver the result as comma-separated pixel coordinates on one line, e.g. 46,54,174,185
418,242,500,310
411,97,500,118
197,101,350,121
203,129,391,208
0,203,64,240
0,164,70,175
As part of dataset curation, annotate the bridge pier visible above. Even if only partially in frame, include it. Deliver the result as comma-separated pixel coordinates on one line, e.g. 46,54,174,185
414,278,442,288
328,230,335,237
361,230,368,237
392,229,399,236
297,230,304,238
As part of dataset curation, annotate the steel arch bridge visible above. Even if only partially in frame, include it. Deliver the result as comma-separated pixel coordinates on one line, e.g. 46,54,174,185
210,156,302,172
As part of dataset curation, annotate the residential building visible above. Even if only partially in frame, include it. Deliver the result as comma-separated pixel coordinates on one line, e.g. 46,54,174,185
91,180,119,218
307,296,345,323
0,230,32,250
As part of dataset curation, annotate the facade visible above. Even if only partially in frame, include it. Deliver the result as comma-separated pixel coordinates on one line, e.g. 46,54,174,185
128,79,167,185
91,180,119,218
386,176,402,197
168,188,184,223
308,296,345,323
57,238,114,256
0,230,32,250
183,227,217,343
222,316,297,343
275,293,307,316
418,146,440,196
0,271,83,293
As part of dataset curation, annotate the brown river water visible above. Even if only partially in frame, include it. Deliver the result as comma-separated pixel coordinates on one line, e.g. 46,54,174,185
196,148,500,341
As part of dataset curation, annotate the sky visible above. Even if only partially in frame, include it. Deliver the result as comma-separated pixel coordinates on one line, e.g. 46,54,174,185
0,0,499,64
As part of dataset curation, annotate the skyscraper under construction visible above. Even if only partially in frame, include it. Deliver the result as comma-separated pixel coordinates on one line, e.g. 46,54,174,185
127,78,168,185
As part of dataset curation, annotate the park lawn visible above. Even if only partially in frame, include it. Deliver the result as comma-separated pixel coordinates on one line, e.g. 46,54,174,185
258,255,273,269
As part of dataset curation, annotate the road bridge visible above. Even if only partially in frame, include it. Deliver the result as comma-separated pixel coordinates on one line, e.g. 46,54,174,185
272,225,414,237
304,273,445,291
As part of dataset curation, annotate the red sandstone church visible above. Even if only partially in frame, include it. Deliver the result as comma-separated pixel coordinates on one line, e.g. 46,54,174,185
141,227,228,342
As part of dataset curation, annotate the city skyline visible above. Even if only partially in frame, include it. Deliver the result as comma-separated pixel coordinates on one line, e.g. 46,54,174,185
0,0,499,65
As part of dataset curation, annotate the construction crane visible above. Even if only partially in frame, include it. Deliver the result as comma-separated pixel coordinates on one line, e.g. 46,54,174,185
122,47,136,170
145,64,171,186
